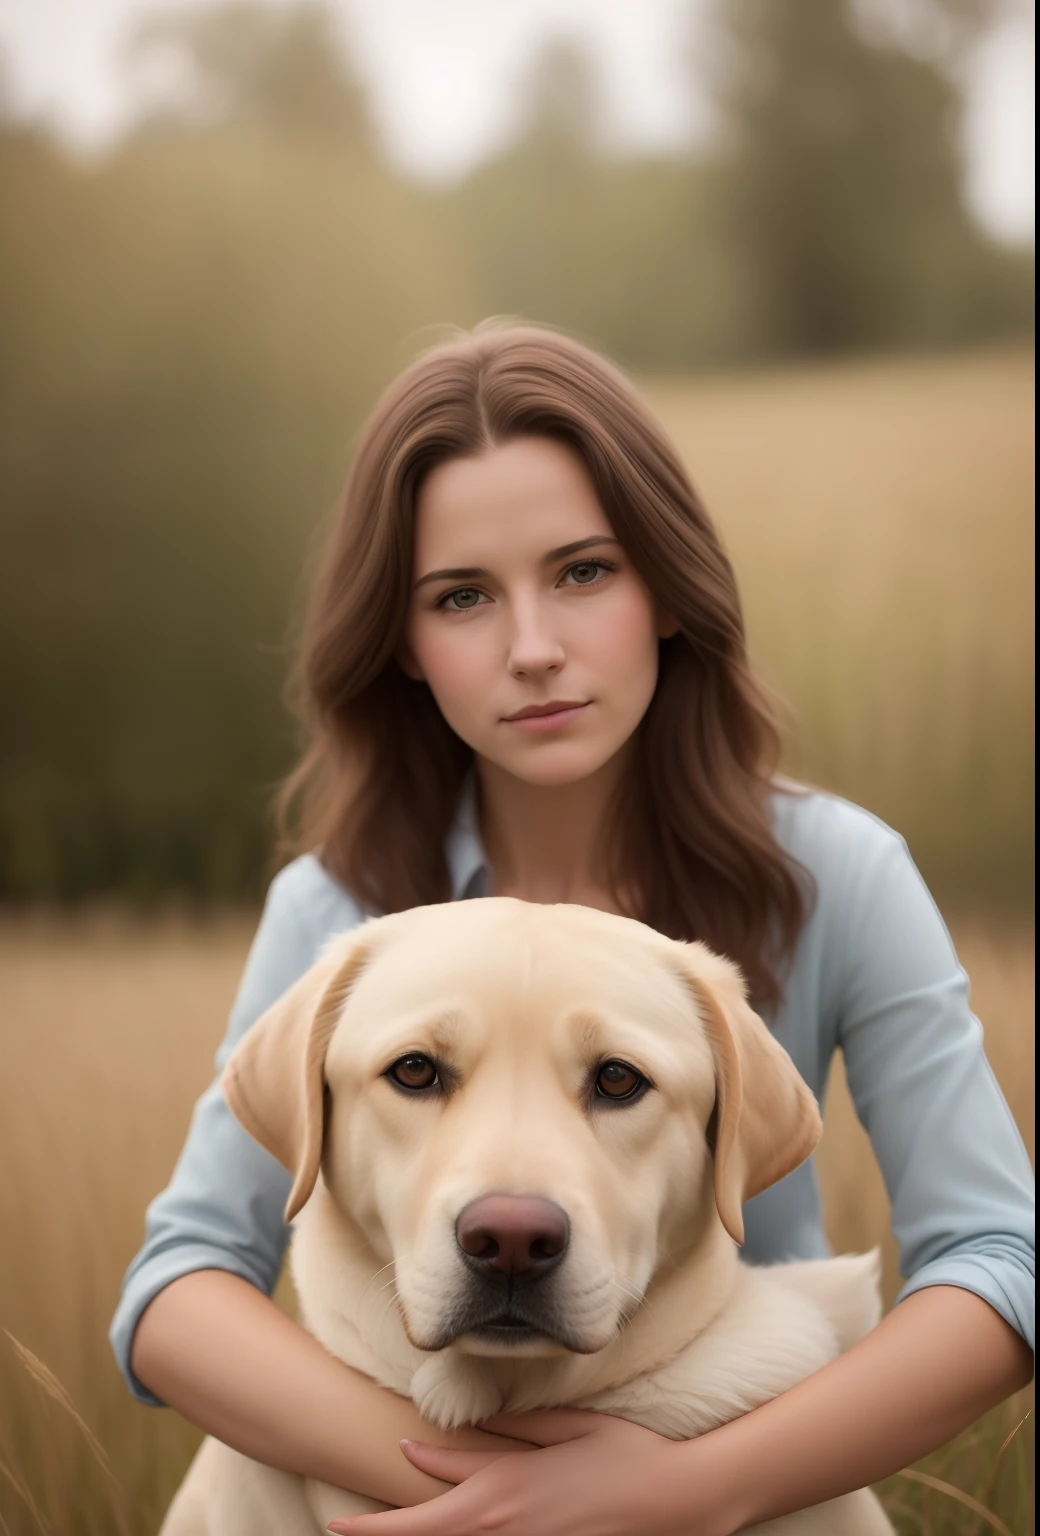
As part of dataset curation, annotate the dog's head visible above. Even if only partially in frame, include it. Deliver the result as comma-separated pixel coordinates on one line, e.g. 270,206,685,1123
223,899,819,1358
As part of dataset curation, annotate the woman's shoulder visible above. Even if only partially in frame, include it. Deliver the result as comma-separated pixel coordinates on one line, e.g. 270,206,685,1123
263,851,365,949
768,785,959,1048
769,782,917,940
770,780,906,876
215,854,365,1066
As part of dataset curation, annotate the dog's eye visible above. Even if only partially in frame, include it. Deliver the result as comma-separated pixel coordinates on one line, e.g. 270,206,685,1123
387,1054,439,1092
595,1061,646,1101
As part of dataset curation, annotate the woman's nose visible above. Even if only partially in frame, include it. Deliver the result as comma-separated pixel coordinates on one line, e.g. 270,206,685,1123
506,601,566,678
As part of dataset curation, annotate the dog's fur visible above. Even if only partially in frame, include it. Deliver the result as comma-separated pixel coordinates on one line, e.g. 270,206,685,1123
161,899,894,1535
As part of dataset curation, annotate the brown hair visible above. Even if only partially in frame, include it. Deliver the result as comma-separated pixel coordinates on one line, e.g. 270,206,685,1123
277,323,808,1007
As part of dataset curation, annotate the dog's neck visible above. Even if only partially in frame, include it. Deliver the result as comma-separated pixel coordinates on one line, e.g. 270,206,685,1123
290,1180,741,1410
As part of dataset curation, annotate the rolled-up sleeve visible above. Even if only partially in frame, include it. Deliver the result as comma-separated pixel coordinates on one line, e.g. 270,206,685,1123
835,825,1034,1351
109,857,362,1404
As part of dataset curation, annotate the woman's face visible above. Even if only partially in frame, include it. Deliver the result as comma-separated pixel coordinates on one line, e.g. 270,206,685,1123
402,436,674,788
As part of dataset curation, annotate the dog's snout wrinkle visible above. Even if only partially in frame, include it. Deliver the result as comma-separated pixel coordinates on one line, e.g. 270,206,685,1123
456,1195,569,1285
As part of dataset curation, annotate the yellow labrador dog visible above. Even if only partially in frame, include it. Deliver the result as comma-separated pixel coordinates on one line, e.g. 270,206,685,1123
161,898,893,1535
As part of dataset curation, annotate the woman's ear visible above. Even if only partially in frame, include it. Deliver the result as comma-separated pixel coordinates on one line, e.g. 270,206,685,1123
656,609,680,640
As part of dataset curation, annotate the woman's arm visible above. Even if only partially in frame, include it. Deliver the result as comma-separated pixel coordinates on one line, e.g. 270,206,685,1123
131,1270,529,1506
110,859,324,1403
323,1283,1032,1535
679,1282,1032,1532
820,806,1034,1347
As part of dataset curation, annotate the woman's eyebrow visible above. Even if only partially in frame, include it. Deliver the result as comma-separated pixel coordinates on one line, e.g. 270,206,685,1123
413,565,489,590
546,535,621,562
413,536,620,590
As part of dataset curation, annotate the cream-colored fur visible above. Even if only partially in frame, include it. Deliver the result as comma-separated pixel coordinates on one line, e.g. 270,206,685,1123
160,899,894,1535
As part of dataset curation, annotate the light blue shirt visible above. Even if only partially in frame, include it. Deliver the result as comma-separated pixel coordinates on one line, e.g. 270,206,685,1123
110,788,1035,1404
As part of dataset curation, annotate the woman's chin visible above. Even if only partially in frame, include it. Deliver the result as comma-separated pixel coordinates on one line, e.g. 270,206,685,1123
478,742,628,790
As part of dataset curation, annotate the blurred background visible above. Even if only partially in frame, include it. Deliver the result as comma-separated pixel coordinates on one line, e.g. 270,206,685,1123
0,1,1033,1532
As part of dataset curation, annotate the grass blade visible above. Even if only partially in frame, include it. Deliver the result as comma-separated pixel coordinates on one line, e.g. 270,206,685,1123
897,1468,1018,1536
0,1446,50,1534
995,1407,1033,1462
975,1404,1035,1517
4,1332,132,1536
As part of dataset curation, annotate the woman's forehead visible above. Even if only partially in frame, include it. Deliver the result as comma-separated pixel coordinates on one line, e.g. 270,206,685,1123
414,438,612,559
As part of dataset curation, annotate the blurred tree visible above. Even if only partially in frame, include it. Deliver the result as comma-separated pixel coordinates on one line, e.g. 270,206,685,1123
445,2,1031,367
0,10,474,903
0,47,12,123
447,37,744,367
126,1,371,148
850,0,1009,65
701,0,1033,355
521,34,606,155
447,41,609,333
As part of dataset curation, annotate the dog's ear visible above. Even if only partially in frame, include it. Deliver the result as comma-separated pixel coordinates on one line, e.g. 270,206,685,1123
677,945,821,1246
222,927,376,1222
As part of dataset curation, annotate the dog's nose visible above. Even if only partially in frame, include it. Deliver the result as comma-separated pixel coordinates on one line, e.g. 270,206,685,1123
455,1195,569,1282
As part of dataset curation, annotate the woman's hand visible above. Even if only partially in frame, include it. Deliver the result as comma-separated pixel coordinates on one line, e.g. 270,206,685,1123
326,1408,734,1536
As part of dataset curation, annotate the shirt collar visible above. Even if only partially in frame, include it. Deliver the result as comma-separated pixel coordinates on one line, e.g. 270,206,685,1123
446,774,489,900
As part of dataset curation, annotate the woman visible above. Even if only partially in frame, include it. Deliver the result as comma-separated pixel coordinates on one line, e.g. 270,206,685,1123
111,324,1033,1535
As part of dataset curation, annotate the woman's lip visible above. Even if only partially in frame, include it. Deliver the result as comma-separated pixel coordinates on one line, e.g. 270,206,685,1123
504,703,590,733
506,700,587,720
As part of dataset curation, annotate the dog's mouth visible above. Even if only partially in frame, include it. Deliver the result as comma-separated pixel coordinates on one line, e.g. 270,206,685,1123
471,1313,544,1344
431,1287,599,1355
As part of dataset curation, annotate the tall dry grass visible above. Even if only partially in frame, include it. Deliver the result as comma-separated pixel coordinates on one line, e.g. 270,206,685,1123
1,349,1033,1532
0,913,250,1533
644,346,1034,906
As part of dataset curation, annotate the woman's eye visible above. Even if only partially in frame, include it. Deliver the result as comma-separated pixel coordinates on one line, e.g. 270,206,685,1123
595,1060,646,1101
565,559,612,587
441,587,482,611
387,1054,439,1091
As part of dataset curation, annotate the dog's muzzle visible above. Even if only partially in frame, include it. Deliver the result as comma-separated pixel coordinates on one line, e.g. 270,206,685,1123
433,1194,590,1350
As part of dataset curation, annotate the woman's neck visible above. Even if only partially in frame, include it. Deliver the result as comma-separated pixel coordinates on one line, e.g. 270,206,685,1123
475,754,629,913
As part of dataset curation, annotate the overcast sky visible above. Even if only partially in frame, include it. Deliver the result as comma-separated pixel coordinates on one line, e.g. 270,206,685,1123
0,0,1033,242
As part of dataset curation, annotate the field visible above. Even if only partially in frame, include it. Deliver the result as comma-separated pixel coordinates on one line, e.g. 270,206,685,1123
643,347,1034,907
0,349,1033,1533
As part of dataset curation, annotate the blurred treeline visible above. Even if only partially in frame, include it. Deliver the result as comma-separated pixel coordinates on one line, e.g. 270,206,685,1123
0,0,1033,905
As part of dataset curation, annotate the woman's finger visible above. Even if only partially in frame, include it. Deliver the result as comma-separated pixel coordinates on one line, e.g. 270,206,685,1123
326,1477,489,1535
478,1406,605,1444
397,1438,519,1482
